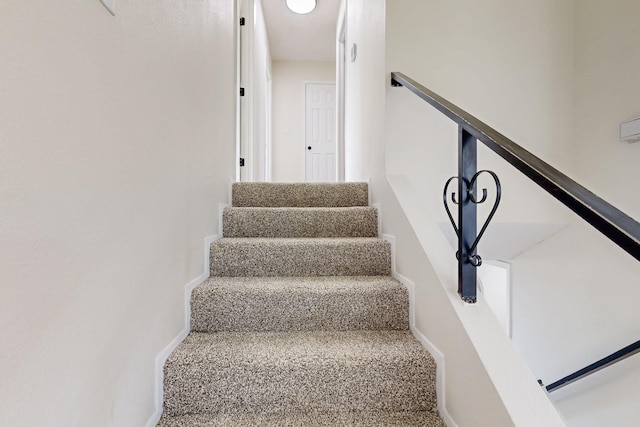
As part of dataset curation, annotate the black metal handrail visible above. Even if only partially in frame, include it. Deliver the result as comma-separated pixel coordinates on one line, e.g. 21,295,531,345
391,71,640,390
544,339,640,392
391,72,640,282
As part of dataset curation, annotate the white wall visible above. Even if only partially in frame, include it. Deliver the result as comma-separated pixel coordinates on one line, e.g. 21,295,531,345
252,0,272,182
383,0,577,425
511,222,640,424
271,61,335,182
0,1,235,426
342,0,560,425
573,0,640,218
386,0,575,226
343,0,387,185
510,1,640,425
383,1,640,425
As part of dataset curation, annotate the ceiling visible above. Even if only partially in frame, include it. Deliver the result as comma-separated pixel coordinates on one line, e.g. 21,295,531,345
262,0,342,62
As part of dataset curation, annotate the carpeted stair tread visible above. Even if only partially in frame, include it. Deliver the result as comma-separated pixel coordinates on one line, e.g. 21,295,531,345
210,238,391,277
232,182,368,207
223,206,378,238
159,182,446,425
162,330,438,417
157,410,446,427
191,276,409,332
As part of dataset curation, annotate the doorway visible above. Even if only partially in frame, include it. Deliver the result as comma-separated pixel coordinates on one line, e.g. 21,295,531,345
305,82,337,182
238,0,343,183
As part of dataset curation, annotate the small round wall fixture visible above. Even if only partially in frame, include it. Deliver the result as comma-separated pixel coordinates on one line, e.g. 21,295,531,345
286,0,317,14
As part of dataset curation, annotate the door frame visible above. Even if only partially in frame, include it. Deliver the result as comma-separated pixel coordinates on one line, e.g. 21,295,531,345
235,0,242,182
237,0,254,182
336,0,347,182
264,64,272,182
303,81,337,182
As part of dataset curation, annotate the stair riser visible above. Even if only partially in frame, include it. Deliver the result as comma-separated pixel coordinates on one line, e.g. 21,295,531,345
157,411,446,427
223,207,378,238
190,280,409,332
163,360,435,416
210,240,391,277
232,182,368,207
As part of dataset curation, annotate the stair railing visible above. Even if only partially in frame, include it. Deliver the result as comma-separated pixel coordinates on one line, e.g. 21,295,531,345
391,71,640,391
391,72,640,302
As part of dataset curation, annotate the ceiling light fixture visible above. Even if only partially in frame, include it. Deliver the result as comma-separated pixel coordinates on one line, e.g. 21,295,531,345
285,0,316,15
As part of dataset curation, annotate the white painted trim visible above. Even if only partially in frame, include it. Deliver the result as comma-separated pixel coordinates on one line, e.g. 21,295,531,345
335,0,347,182
219,203,228,240
382,232,459,427
302,80,337,86
143,233,221,427
234,0,241,183
228,178,235,208
371,202,382,239
265,68,273,182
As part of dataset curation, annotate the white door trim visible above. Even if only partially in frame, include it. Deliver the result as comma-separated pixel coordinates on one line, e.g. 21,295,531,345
336,0,347,182
265,64,272,182
238,0,255,182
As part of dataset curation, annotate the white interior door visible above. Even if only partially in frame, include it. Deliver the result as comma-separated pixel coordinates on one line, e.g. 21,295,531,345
305,83,336,182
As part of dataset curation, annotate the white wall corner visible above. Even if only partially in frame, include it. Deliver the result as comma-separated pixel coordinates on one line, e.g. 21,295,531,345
99,0,116,15
144,233,220,427
228,177,235,207
381,232,459,427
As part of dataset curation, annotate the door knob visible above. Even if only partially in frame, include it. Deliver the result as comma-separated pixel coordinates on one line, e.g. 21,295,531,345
307,146,312,150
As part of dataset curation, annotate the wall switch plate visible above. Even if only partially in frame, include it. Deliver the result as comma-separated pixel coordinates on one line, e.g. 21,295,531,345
100,0,116,15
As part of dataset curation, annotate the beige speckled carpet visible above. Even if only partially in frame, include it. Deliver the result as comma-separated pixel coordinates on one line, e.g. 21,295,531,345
158,182,445,426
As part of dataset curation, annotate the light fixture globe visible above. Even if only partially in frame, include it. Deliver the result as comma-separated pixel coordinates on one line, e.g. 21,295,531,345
286,0,316,14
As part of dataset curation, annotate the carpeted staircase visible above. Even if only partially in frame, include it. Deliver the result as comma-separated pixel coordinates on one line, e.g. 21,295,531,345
157,182,445,426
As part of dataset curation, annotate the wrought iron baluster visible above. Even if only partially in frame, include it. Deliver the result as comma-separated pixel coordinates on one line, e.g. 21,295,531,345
442,127,502,303
458,128,478,302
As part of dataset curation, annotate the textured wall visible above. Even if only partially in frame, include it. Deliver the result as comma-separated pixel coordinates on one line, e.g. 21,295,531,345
0,1,235,426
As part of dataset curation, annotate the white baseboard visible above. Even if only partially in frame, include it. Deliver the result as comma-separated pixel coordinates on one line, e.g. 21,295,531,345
381,233,459,427
144,232,221,427
371,202,383,239
218,203,227,244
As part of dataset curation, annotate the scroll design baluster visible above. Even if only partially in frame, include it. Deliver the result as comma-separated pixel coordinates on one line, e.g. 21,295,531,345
443,170,501,301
